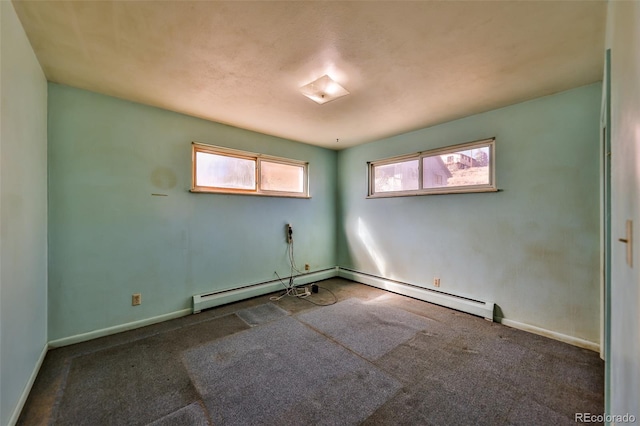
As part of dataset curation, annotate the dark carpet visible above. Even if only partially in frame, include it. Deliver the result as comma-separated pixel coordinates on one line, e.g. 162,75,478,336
147,402,209,426
53,314,250,426
183,316,400,425
17,278,604,426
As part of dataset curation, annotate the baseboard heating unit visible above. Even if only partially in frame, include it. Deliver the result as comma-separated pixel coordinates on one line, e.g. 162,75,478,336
338,268,495,321
192,268,338,314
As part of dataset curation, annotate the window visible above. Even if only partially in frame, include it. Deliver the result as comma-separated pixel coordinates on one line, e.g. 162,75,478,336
191,142,309,197
368,138,496,197
371,159,419,192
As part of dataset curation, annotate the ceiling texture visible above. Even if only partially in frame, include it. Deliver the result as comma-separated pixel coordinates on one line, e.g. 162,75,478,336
12,1,606,149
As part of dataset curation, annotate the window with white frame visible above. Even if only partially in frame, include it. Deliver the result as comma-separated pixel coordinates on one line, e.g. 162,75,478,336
368,138,496,197
191,142,309,198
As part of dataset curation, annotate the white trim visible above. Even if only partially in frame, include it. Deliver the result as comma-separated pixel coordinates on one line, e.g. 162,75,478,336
191,142,309,198
368,137,496,197
47,309,192,348
193,268,338,313
7,343,48,426
192,141,307,165
367,187,499,199
45,268,598,354
338,268,495,320
497,317,600,353
48,268,339,347
338,267,598,352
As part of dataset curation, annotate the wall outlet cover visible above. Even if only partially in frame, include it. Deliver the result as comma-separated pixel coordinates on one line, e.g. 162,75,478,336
132,293,141,306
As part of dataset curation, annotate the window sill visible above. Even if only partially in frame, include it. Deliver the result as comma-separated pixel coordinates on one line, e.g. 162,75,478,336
367,187,499,199
190,188,311,199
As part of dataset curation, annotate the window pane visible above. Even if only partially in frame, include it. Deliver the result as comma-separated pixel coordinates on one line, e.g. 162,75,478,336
260,161,304,193
374,159,419,192
368,138,494,197
196,151,256,190
422,156,451,189
433,146,491,188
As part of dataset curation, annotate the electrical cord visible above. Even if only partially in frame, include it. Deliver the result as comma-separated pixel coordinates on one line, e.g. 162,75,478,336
297,285,337,306
270,278,337,306
270,270,306,301
288,240,304,275
269,235,336,305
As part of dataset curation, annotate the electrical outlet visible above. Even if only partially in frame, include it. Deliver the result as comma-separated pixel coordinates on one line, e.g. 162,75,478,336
305,263,310,271
433,278,440,288
286,224,293,244
132,293,141,306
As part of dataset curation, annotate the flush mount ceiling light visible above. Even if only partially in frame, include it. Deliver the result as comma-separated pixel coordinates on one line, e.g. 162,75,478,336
300,75,349,105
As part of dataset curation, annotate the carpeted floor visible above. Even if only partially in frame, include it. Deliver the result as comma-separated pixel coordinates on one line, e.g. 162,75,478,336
17,278,604,426
184,315,401,425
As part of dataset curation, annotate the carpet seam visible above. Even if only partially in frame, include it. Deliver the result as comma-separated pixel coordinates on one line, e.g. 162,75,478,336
59,312,243,361
47,358,71,426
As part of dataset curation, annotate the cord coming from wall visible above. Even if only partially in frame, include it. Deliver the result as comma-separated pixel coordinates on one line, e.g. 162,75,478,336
270,229,336,306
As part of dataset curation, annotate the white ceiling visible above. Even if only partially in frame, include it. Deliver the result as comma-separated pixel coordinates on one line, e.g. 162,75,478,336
12,1,606,149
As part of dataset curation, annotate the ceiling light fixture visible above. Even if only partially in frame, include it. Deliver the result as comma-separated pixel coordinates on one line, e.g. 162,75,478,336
300,75,349,105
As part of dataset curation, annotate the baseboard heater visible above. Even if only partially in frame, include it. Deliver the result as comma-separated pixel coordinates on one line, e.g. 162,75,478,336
192,268,338,314
338,268,495,321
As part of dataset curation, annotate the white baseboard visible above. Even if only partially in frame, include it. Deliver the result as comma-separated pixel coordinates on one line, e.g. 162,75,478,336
338,267,598,352
497,317,600,352
49,268,340,347
8,343,48,426
192,268,338,314
46,269,599,353
338,268,495,320
48,308,192,348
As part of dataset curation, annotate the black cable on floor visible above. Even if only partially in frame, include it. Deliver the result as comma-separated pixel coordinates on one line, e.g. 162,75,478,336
297,285,337,306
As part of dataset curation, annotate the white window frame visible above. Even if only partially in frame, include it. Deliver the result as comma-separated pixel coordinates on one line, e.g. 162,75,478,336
368,138,496,198
191,142,310,198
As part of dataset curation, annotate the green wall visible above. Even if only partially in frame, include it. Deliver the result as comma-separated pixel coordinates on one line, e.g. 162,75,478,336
48,83,602,346
0,6,614,422
337,83,602,344
47,84,337,341
0,2,48,425
606,0,640,418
